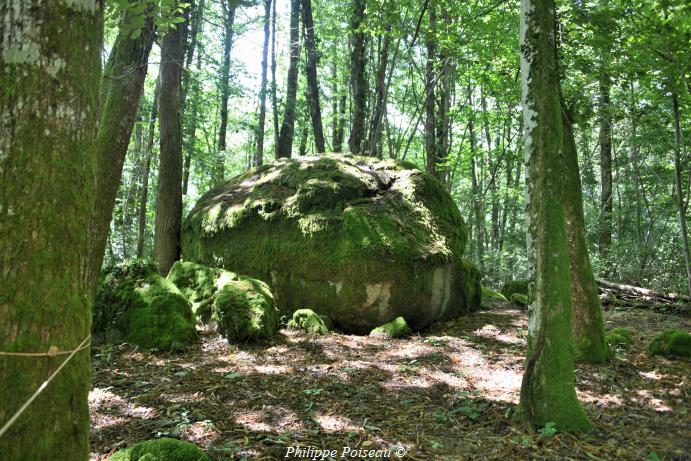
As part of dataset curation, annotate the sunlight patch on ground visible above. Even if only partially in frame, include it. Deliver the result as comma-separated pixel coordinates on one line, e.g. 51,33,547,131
315,414,361,432
234,406,304,433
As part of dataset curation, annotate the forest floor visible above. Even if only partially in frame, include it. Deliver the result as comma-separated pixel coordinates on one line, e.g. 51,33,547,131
89,300,690,461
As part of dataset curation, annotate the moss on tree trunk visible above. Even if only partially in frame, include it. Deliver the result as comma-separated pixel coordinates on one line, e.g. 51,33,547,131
0,1,102,458
517,0,591,433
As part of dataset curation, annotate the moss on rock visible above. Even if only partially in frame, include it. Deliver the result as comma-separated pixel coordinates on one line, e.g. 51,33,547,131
370,317,412,338
501,279,530,299
482,286,508,302
649,330,691,358
182,155,481,333
287,309,330,334
94,260,198,350
605,327,633,348
108,438,209,461
510,293,529,306
214,277,280,341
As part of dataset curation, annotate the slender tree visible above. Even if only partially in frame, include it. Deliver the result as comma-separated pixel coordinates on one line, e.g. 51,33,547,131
214,0,238,183
672,93,691,296
137,80,160,258
517,0,591,432
597,66,613,268
154,16,185,275
301,0,326,153
348,0,367,154
256,0,273,165
425,1,437,174
277,0,302,158
0,1,102,458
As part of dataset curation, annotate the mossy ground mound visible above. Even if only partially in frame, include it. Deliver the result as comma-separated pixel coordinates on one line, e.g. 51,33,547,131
510,293,529,306
168,261,280,341
501,279,529,299
182,154,481,333
108,438,208,461
287,309,330,334
649,330,691,358
370,317,412,338
605,328,633,348
94,260,198,350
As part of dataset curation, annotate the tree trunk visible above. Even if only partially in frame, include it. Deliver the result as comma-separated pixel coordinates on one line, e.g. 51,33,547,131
256,0,272,165
301,0,325,153
425,2,437,175
215,2,237,183
271,0,279,155
88,9,155,292
277,0,301,158
672,93,691,296
562,108,610,363
517,0,591,432
348,0,367,154
468,86,485,270
154,18,185,276
367,28,391,158
598,67,613,268
137,80,160,258
0,2,102,459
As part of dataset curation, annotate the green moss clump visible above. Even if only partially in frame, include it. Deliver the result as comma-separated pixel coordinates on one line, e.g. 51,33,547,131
214,277,280,341
108,438,209,461
510,293,529,306
370,317,412,338
287,309,330,334
94,260,198,350
501,279,530,299
605,327,633,348
649,330,691,358
481,286,508,302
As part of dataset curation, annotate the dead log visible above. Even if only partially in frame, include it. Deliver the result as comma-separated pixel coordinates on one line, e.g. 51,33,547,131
595,279,690,304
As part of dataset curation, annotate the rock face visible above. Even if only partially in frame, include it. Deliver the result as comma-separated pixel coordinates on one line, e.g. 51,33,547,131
182,154,481,333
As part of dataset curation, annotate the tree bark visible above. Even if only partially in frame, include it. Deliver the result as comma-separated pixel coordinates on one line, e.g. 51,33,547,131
271,0,279,155
154,19,185,276
517,0,591,432
88,8,155,292
214,1,237,183
256,0,272,165
348,0,367,154
0,2,102,458
137,81,160,258
425,2,437,175
562,108,610,364
672,93,691,296
277,0,301,158
367,27,391,158
301,0,325,153
598,67,613,268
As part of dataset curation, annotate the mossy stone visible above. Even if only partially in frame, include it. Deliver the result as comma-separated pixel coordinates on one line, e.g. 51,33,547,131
649,330,691,358
214,277,280,341
605,327,633,348
182,154,481,333
501,279,530,299
108,438,209,461
370,317,412,338
481,286,508,302
510,293,529,306
94,260,198,350
287,309,330,334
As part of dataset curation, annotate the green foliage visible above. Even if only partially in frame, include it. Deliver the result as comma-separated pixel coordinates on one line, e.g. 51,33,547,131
481,286,508,302
649,330,691,358
510,293,529,306
538,422,557,437
501,280,530,299
287,309,331,334
605,328,633,348
108,437,209,461
369,317,412,339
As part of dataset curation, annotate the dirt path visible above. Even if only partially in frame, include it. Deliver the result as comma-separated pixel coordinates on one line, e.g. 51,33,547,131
90,303,690,460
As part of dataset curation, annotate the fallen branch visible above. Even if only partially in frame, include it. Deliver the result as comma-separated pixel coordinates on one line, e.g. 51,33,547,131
595,279,690,304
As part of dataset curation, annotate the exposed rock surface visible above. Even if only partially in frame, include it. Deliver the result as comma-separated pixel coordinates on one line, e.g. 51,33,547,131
182,155,481,333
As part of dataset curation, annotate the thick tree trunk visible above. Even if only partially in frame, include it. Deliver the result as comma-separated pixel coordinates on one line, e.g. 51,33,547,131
598,68,613,267
301,0,325,153
256,0,272,165
154,19,185,276
215,2,237,183
277,0,301,158
672,93,691,296
517,0,591,432
0,2,102,459
348,0,367,154
425,2,437,175
88,9,155,292
137,81,160,258
562,108,610,363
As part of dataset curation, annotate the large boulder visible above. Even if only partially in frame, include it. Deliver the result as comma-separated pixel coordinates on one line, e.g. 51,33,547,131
94,260,198,350
182,155,481,333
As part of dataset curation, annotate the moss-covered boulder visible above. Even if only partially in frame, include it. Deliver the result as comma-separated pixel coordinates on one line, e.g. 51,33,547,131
649,330,691,358
370,317,413,338
510,293,529,306
94,260,198,350
108,438,209,461
182,155,481,334
287,309,330,334
167,261,280,341
605,327,633,348
501,279,529,299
